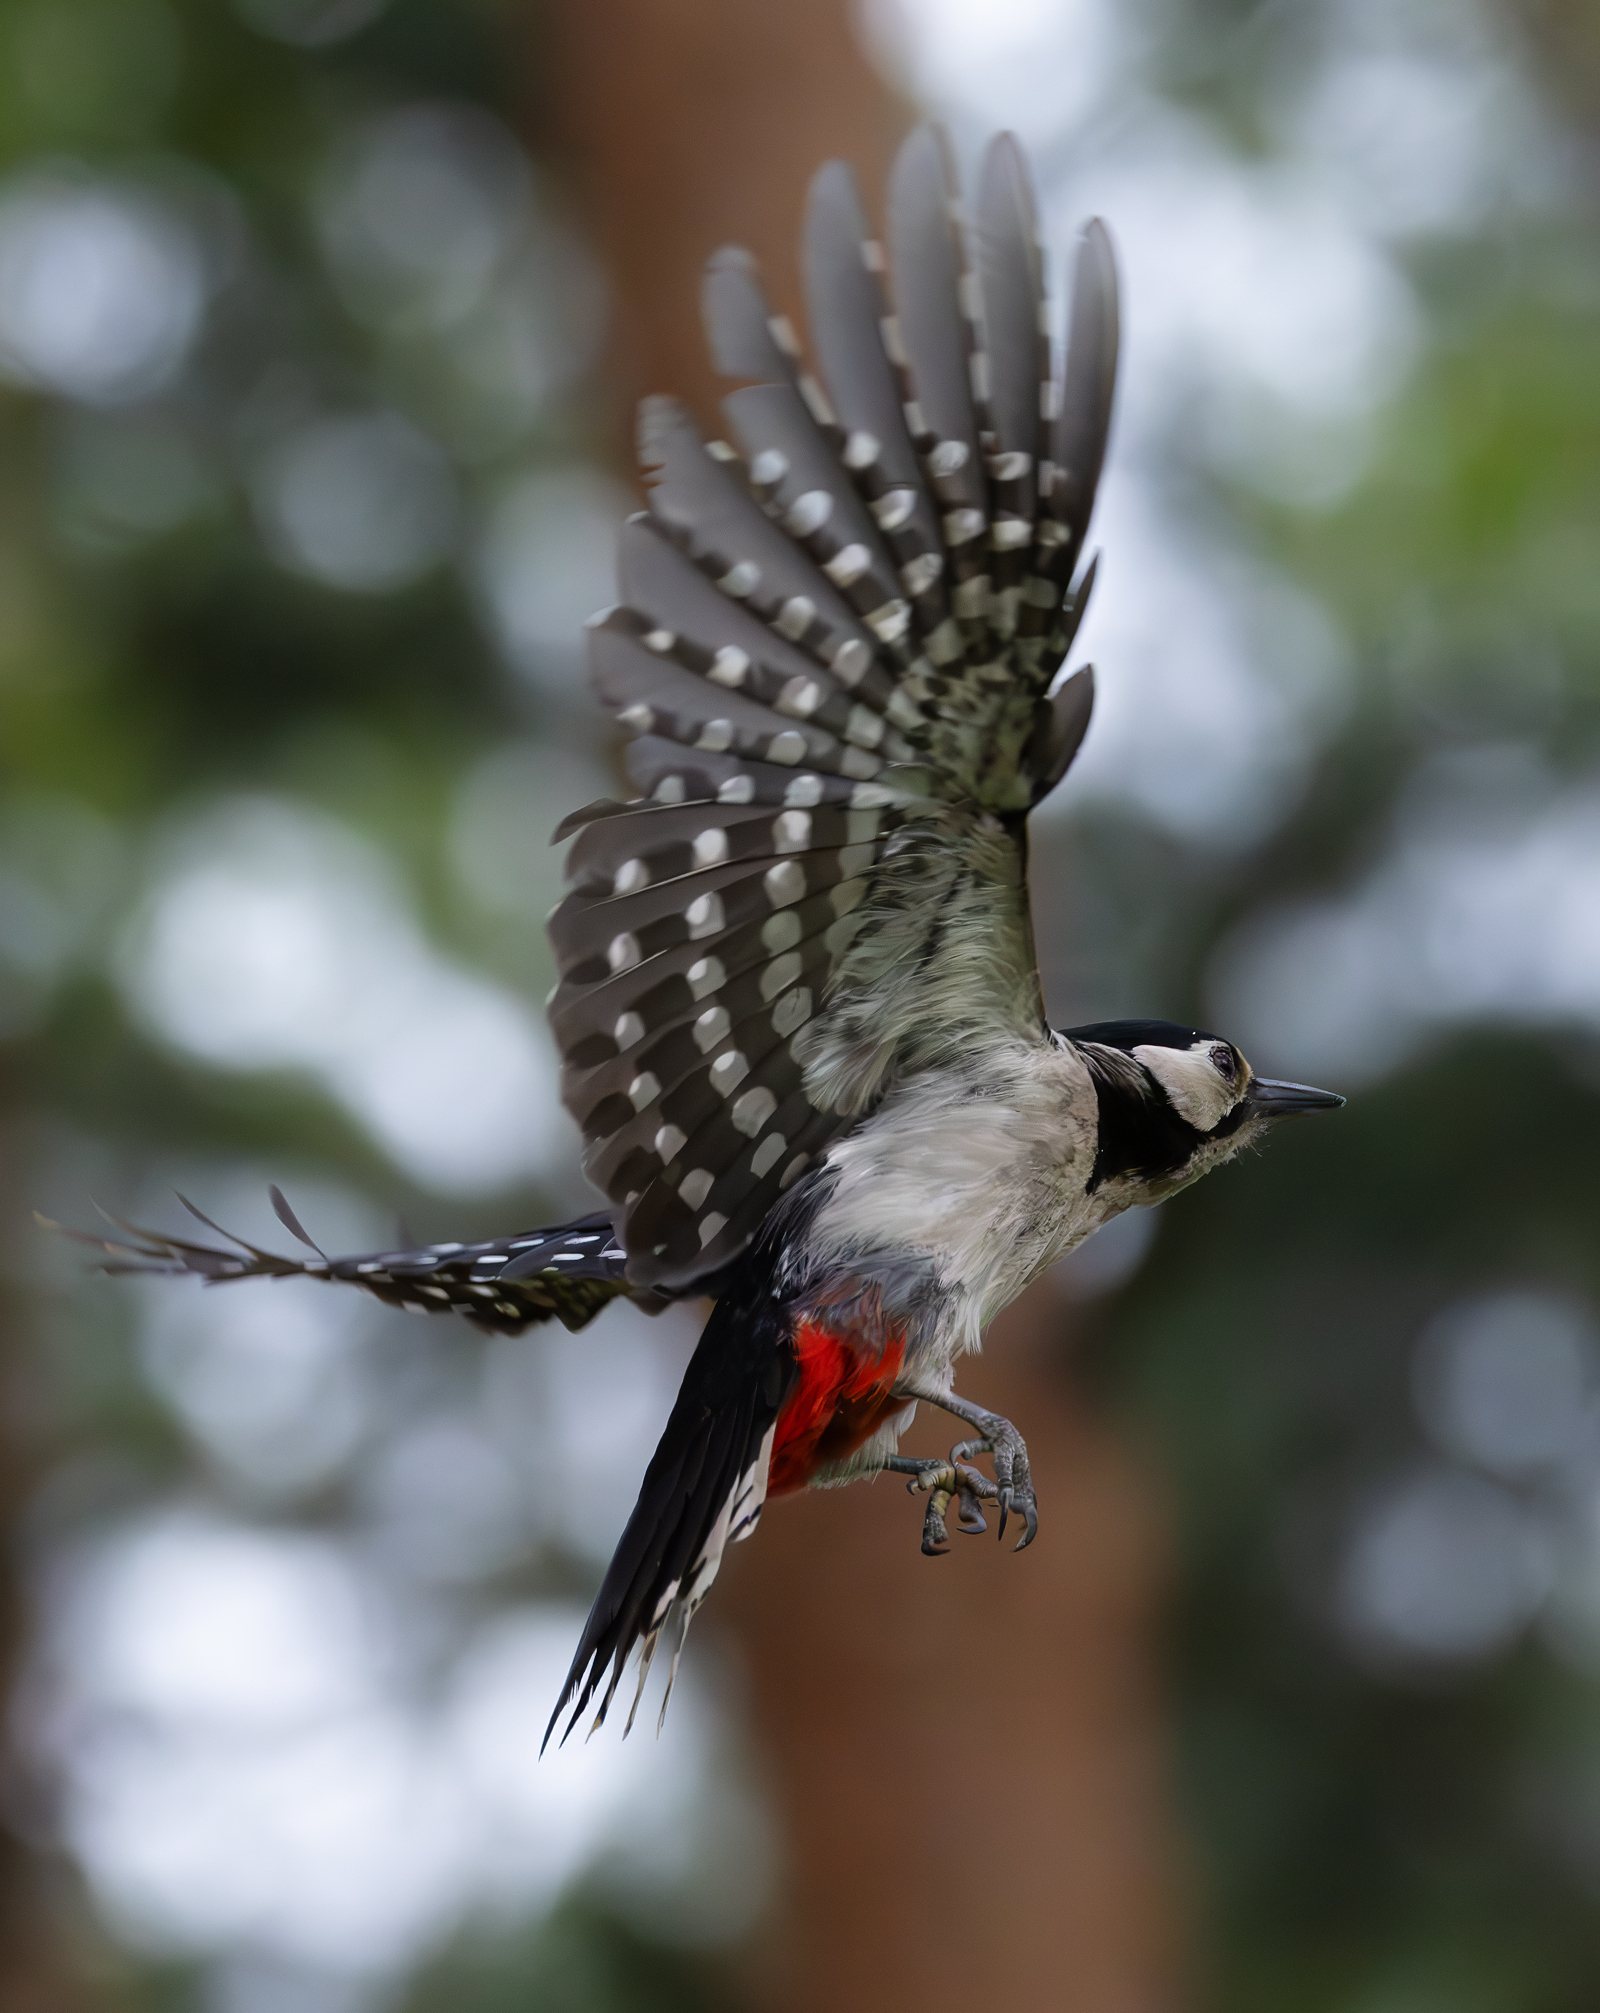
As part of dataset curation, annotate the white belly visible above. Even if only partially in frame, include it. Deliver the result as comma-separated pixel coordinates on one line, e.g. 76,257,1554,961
797,1034,1107,1381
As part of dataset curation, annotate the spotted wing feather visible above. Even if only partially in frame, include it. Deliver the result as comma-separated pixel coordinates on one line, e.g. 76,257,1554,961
701,245,803,391
1048,216,1119,596
550,125,1120,1295
801,161,947,605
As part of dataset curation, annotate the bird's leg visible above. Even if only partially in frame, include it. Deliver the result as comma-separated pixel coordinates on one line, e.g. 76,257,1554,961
888,1383,1039,1551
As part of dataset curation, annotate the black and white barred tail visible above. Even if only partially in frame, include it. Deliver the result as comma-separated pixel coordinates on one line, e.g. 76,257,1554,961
47,1189,654,1335
544,1266,796,1747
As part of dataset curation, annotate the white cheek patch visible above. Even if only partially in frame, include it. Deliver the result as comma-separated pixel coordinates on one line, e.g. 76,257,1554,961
1133,1041,1238,1133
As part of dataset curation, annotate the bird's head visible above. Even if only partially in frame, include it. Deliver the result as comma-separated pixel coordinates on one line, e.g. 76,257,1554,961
1060,1017,1344,1203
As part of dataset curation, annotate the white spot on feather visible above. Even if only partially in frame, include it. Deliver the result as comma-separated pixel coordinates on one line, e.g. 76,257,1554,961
687,956,723,1000
764,860,805,907
709,646,749,688
709,1050,748,1094
693,1004,730,1051
686,892,724,938
732,1086,777,1135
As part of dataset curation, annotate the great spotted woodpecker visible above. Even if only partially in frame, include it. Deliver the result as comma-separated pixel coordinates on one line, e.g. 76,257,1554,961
77,128,1343,1744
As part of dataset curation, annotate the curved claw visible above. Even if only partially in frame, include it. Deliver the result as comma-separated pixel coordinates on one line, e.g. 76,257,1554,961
955,1488,989,1535
885,1423,1036,1557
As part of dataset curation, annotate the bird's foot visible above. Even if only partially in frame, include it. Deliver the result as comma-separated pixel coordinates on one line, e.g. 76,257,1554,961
884,1386,1039,1553
884,1449,997,1554
957,1415,1039,1550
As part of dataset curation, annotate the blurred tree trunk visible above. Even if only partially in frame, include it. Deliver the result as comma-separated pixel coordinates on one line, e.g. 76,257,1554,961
1507,0,1600,131
722,1286,1183,2013
0,1256,97,2009
533,5,1185,2004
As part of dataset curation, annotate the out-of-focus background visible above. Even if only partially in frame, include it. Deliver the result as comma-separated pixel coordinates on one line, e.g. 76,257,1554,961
4,0,1600,2007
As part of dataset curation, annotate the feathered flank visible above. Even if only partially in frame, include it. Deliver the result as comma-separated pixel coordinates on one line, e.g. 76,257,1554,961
45,1199,648,1334
549,125,1120,1295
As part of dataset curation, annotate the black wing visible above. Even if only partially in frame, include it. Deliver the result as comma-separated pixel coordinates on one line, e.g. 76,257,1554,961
548,128,1119,1296
45,1193,649,1335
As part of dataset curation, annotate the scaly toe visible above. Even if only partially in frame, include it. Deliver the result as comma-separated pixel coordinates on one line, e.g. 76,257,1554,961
921,1493,953,1554
954,1464,992,1534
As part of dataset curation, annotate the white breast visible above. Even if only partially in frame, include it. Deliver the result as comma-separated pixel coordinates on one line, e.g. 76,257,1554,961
798,1035,1105,1375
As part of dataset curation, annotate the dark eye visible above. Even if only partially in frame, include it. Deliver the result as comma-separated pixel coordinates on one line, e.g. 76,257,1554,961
1209,1044,1236,1082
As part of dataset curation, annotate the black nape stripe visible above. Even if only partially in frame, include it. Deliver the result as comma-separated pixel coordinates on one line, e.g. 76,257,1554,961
1082,1063,1200,1189
1061,1016,1217,1052
1079,1052,1254,1191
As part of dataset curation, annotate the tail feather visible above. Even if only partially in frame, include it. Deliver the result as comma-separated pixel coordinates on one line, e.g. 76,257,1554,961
545,1288,797,1748
40,1196,650,1335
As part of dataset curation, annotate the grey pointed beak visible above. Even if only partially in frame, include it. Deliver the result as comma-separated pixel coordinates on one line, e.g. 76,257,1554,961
1247,1077,1346,1117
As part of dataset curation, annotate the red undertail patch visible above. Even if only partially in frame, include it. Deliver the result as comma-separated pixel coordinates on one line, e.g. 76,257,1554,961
767,1315,908,1496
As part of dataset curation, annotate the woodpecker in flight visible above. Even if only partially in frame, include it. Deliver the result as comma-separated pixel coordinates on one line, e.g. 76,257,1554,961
73,128,1344,1744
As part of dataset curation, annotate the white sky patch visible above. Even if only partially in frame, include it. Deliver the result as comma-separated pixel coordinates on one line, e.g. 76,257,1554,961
251,412,458,595
448,739,614,926
318,103,531,333
0,172,207,405
1414,1291,1600,1484
855,0,1555,840
1337,1464,1551,1668
1210,756,1600,1084
118,796,571,1195
859,0,1133,148
472,467,630,697
1284,48,1551,239
314,103,603,462
1048,479,1348,843
30,1511,770,1979
1044,118,1421,439
143,1283,373,1498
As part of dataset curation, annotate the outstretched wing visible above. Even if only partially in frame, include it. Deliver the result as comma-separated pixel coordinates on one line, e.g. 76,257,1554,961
549,128,1118,1295
45,1193,647,1335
